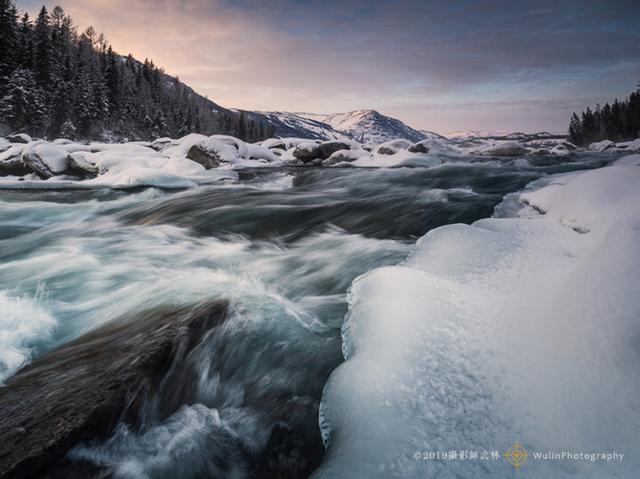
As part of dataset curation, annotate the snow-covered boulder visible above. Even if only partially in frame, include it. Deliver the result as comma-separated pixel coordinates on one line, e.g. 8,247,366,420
481,141,527,157
68,152,99,178
589,140,615,152
319,141,353,158
21,143,71,178
7,133,32,144
186,144,222,169
0,155,31,176
293,141,322,163
376,139,412,155
322,149,370,166
245,143,279,162
616,139,640,152
407,140,430,154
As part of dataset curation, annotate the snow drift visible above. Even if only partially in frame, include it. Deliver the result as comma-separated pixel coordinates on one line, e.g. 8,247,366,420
315,155,640,478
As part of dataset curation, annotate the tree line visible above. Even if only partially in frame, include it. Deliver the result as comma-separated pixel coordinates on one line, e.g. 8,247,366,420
568,84,640,146
0,1,273,141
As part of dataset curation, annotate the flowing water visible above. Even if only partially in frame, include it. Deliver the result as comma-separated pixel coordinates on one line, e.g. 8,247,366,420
0,155,614,478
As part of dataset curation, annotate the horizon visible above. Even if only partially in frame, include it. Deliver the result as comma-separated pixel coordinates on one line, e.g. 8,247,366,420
17,0,640,135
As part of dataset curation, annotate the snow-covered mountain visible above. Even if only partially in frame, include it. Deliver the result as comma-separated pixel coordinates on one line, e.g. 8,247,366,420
254,110,443,144
249,112,350,141
446,130,566,142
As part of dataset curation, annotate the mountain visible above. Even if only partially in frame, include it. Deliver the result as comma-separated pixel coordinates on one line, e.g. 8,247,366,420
445,130,566,142
0,3,273,142
255,109,443,144
249,111,349,141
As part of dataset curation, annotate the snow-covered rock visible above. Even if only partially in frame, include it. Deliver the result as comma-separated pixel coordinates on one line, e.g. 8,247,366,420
322,149,370,166
6,133,32,144
22,143,71,178
588,139,615,152
480,140,528,157
292,141,322,163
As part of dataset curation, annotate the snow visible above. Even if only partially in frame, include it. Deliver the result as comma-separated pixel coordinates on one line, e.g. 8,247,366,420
314,156,640,478
589,140,615,152
23,143,70,173
269,110,428,144
1,132,638,189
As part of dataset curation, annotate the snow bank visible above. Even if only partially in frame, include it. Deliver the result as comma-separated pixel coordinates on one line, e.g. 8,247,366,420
315,155,640,478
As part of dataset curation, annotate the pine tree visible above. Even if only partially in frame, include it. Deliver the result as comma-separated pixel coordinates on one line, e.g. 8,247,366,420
0,69,47,131
0,0,18,84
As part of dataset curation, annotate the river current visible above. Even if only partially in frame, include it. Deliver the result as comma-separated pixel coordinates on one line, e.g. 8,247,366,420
0,155,613,478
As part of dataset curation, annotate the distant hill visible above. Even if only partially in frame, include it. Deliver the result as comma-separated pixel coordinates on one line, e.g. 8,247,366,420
255,110,442,144
0,3,273,142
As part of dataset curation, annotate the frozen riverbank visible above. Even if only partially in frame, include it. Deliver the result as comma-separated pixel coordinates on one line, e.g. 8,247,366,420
315,155,640,478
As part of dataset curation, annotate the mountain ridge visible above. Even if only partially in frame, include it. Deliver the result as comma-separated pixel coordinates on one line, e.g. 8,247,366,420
252,109,444,144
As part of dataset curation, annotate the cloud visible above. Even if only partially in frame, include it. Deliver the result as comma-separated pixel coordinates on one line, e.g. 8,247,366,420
21,0,640,132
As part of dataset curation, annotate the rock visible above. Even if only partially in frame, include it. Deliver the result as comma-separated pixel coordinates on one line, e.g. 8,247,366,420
263,139,287,150
377,139,411,155
186,144,221,169
7,133,32,144
531,148,551,156
482,141,527,157
0,300,229,479
0,155,32,176
408,142,429,154
21,143,71,178
68,153,99,179
562,141,578,151
293,142,322,163
377,146,396,155
150,137,173,152
318,141,351,158
321,149,367,166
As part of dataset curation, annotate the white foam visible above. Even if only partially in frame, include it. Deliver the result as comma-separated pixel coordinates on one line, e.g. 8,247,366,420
0,291,56,383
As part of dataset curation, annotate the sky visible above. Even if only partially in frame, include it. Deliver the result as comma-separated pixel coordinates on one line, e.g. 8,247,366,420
19,0,640,134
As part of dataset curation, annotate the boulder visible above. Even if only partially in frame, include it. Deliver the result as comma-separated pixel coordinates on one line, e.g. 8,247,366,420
186,144,221,169
318,141,351,158
408,142,429,154
7,133,32,144
68,153,99,179
321,149,367,166
0,155,32,176
293,142,322,163
0,300,229,478
377,146,396,155
21,143,71,178
482,141,527,157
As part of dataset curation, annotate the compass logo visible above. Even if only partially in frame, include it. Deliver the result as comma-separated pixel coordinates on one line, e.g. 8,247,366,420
504,442,528,470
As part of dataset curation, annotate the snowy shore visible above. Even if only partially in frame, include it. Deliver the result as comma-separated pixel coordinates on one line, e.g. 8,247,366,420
1,132,638,189
314,155,640,478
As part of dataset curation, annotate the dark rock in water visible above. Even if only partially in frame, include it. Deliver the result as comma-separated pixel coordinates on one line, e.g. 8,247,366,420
186,144,221,169
318,141,351,158
0,300,229,479
408,142,429,154
293,143,322,163
0,156,32,176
